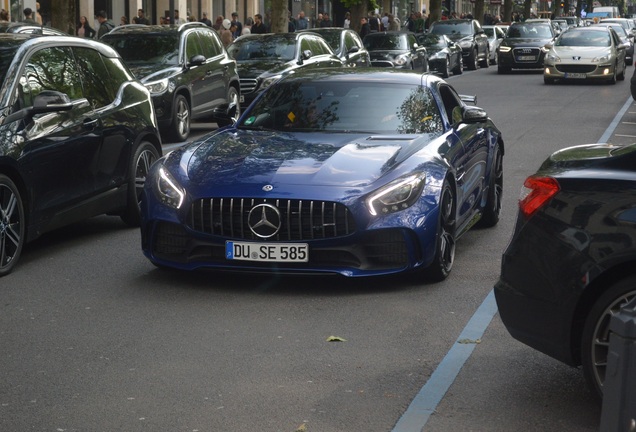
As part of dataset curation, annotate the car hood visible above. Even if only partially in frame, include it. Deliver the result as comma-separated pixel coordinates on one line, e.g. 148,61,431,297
501,38,552,47
236,60,293,78
128,64,180,82
552,46,611,60
182,129,438,188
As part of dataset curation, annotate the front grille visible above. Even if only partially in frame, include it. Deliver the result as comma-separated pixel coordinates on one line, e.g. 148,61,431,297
239,78,258,94
154,222,190,258
188,198,356,241
556,64,597,73
513,47,540,61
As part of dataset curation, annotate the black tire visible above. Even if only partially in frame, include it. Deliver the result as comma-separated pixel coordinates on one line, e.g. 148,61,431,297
497,65,509,74
480,48,489,68
467,49,478,70
452,56,463,75
441,57,450,78
0,174,25,277
216,86,241,127
424,181,456,282
608,66,617,85
618,60,626,81
478,143,503,228
581,276,636,401
121,141,160,227
170,94,190,142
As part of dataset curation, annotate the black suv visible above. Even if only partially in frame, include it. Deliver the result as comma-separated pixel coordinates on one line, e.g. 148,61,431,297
102,23,241,142
0,34,162,276
428,19,489,70
496,21,556,73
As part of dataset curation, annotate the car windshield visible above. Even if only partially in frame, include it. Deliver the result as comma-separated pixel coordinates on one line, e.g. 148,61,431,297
364,34,408,50
239,81,444,134
417,34,446,48
103,34,180,65
484,27,496,38
557,30,610,47
430,21,473,35
506,24,553,38
228,37,297,61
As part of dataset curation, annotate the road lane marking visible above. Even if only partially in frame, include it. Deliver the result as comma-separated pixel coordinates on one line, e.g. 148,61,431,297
392,290,498,432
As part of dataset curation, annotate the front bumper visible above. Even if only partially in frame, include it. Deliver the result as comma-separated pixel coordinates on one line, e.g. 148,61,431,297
498,47,546,69
544,62,617,81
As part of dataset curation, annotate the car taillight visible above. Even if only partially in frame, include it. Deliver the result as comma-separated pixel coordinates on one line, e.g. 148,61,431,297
519,176,560,219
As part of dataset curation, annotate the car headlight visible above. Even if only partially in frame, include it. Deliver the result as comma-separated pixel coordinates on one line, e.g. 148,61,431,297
154,166,185,209
144,78,170,95
458,38,473,49
592,54,611,63
366,173,426,216
498,45,511,53
393,54,410,65
546,52,561,62
258,74,283,92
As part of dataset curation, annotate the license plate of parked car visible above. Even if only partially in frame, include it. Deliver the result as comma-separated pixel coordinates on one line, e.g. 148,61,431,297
564,73,586,79
517,55,536,61
225,241,309,262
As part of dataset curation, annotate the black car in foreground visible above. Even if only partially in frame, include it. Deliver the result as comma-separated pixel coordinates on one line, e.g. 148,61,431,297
495,142,636,401
227,32,343,109
0,33,162,276
497,21,556,73
102,23,241,142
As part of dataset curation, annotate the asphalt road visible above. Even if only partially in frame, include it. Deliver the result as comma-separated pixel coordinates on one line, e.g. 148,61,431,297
1,64,633,432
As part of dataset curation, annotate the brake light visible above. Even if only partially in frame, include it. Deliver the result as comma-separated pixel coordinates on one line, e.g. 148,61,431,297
519,176,560,219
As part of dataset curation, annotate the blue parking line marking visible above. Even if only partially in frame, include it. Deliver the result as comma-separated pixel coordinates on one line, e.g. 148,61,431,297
392,290,498,432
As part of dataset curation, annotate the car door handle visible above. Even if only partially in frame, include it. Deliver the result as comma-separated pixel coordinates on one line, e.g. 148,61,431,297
83,118,98,129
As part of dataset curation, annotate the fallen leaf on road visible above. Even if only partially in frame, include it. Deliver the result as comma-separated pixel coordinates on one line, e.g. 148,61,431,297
326,336,347,342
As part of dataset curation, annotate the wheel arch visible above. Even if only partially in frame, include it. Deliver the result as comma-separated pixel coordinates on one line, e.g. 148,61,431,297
570,261,636,364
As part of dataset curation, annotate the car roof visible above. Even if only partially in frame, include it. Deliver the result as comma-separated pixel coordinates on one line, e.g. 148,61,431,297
0,21,68,36
103,22,209,36
275,68,439,87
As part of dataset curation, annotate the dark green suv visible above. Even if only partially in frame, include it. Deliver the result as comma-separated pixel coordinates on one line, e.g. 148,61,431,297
102,23,241,142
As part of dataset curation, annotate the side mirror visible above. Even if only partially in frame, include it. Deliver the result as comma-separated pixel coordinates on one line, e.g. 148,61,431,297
4,90,73,124
188,54,206,67
462,106,488,123
213,102,239,125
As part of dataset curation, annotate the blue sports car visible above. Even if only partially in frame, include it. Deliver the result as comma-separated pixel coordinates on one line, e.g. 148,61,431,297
140,69,504,280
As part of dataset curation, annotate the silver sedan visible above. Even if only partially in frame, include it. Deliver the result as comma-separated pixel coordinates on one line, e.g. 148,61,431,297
543,26,628,84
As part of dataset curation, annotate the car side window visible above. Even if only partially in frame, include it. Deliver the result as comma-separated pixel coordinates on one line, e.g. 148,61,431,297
185,32,202,62
18,47,82,109
73,47,115,109
344,33,355,51
438,84,463,125
198,29,222,58
300,37,311,54
309,37,328,56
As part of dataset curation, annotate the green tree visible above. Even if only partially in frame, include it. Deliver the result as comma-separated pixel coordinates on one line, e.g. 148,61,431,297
51,0,75,35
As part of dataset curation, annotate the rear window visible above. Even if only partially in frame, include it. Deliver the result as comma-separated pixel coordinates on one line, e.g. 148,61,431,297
430,21,473,35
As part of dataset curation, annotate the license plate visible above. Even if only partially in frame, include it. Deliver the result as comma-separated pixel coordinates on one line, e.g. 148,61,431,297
226,241,309,262
517,55,536,61
564,72,586,79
